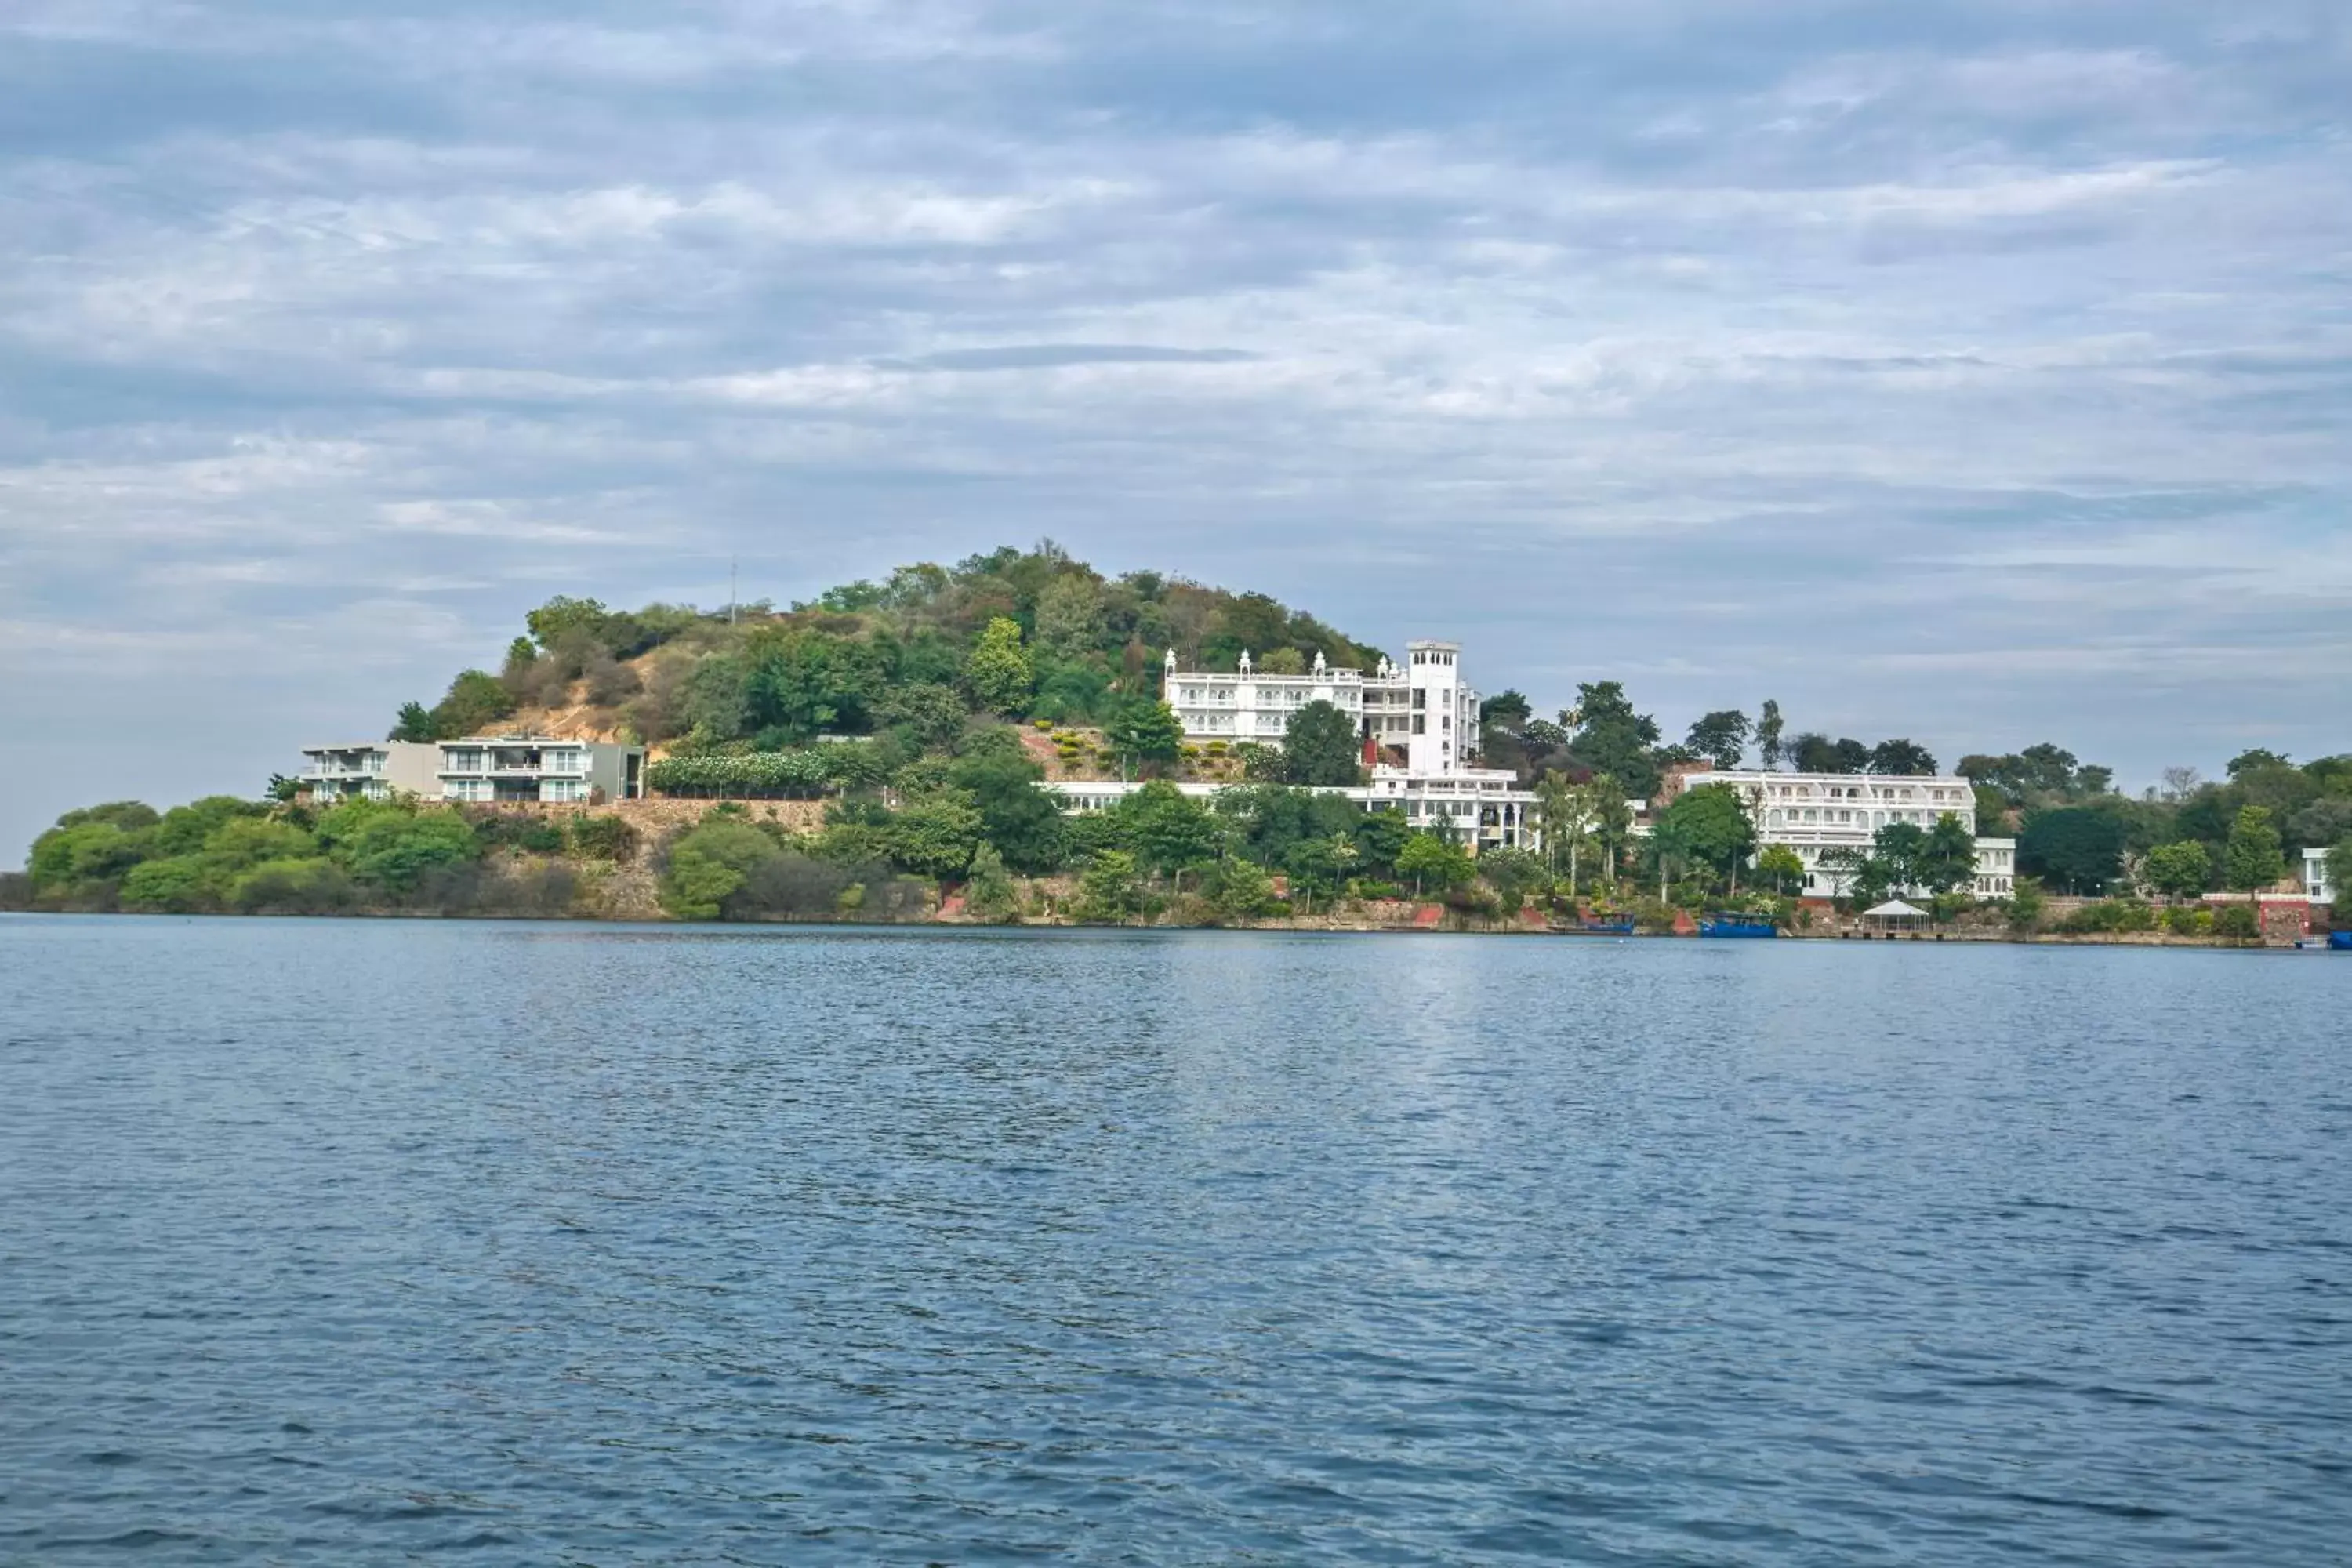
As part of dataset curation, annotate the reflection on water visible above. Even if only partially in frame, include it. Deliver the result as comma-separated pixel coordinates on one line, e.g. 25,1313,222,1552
3,917,2349,1564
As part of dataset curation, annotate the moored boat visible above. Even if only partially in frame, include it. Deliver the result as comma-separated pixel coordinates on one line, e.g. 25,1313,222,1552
1698,915,1779,938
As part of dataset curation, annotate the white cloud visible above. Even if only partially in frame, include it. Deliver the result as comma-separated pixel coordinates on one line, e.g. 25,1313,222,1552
3,0,2350,851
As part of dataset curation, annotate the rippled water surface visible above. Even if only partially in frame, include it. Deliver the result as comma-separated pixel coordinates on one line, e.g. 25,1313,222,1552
4,916,2350,1564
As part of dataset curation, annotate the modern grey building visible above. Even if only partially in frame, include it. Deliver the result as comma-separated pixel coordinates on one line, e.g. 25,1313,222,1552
435,736,645,804
299,742,443,802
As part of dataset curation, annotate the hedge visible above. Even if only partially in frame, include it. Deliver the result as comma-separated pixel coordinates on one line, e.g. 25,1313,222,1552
646,750,861,799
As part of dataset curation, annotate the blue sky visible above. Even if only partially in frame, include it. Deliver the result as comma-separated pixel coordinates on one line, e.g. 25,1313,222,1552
5,0,2349,851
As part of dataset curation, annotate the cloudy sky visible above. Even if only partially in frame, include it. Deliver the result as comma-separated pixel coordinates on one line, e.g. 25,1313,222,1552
5,0,2349,850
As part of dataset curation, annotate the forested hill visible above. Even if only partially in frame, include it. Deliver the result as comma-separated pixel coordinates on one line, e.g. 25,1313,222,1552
392,542,1388,753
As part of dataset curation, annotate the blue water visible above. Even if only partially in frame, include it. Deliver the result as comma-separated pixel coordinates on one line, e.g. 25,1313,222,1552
3,917,2349,1565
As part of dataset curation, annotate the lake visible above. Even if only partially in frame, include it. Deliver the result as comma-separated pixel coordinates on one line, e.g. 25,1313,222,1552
3,916,2348,1564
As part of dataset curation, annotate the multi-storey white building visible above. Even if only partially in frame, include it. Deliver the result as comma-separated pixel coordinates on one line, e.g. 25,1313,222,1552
2306,847,2338,906
437,736,645,804
299,742,442,803
1165,640,1483,776
303,736,647,805
1061,639,1540,852
1658,767,2016,898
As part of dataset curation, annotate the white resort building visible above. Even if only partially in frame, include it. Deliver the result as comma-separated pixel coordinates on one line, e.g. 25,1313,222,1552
1164,640,1483,776
1657,767,2016,898
2305,847,2337,906
301,737,645,806
1056,639,1540,852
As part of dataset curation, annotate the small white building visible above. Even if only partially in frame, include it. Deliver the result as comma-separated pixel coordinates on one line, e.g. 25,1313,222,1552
1659,767,2016,898
299,742,442,803
436,736,645,804
2306,846,2338,905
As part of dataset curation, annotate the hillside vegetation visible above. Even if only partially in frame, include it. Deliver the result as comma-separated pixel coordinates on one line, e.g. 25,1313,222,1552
390,542,1385,772
10,540,2349,931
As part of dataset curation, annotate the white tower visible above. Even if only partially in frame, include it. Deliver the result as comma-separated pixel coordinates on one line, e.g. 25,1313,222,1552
1403,639,1467,775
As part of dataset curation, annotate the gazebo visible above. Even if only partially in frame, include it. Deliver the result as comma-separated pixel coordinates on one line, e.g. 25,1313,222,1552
1861,898,1930,934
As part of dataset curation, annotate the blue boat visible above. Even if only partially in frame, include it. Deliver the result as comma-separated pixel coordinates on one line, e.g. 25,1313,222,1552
1699,916,1779,938
1556,918,1635,936
2333,931,2352,952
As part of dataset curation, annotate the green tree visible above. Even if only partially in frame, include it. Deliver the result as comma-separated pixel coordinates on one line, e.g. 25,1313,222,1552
1480,690,1534,731
325,804,479,895
1075,850,1143,924
742,629,890,743
1815,844,1867,901
877,682,971,750
884,793,986,878
1871,821,1929,891
1281,700,1364,786
1649,782,1757,893
965,617,1035,714
1534,771,1585,883
963,843,1020,923
2142,840,2213,901
153,796,266,856
1282,833,1356,914
949,750,1065,873
388,702,437,743
430,670,515,739
1755,699,1786,771
1916,813,1978,895
1685,710,1751,770
1106,699,1184,777
1478,846,1547,911
1586,775,1635,892
1396,833,1473,897
1116,780,1221,880
2018,808,2126,895
659,820,782,919
1869,739,1940,776
1033,573,1105,657
1352,806,1412,877
27,818,153,895
1793,734,1871,774
230,858,356,915
2223,805,2285,906
120,855,226,913
526,595,615,651
1756,844,1806,894
2328,834,2352,908
1202,856,1276,920
1566,683,1663,802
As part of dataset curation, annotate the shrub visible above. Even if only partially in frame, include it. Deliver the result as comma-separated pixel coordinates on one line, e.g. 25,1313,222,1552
645,750,837,799
567,815,639,862
483,862,579,917
2212,904,2260,940
734,853,864,918
2059,900,2156,935
2166,906,2212,936
1628,897,1679,934
333,808,479,894
120,855,226,913
230,858,358,915
964,844,1020,923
